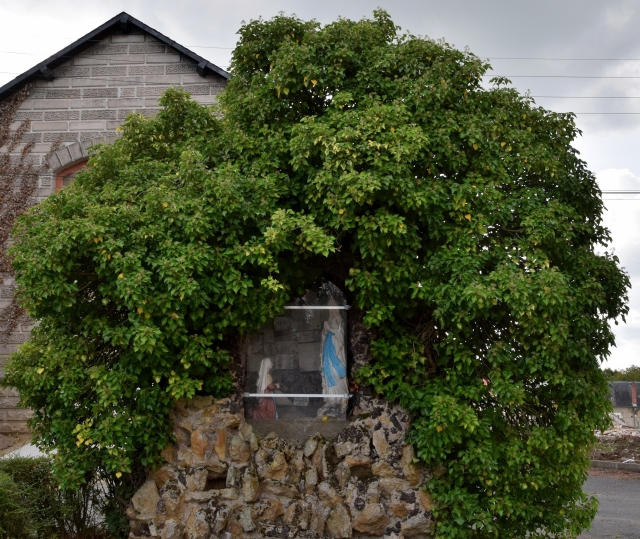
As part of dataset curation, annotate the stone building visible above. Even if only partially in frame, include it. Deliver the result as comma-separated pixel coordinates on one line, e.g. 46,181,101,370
0,12,229,434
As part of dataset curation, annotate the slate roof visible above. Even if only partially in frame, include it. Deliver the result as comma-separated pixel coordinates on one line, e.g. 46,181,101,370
0,12,229,101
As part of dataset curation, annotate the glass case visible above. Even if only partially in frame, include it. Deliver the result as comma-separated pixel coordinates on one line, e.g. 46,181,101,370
244,285,349,420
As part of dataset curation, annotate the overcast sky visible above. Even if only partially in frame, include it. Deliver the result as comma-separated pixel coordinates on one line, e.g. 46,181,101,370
2,0,640,370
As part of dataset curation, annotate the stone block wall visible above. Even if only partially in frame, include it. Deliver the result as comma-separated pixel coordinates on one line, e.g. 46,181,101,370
127,396,435,539
0,27,227,433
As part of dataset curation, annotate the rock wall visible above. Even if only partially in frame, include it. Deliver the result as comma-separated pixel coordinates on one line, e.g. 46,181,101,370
127,396,434,539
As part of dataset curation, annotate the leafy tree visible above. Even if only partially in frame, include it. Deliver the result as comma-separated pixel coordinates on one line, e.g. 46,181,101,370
4,10,629,539
604,364,640,381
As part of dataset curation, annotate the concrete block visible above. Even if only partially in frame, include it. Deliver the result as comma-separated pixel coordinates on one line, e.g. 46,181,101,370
44,110,80,121
129,65,164,75
136,86,171,96
70,99,107,108
91,66,127,76
184,84,212,95
120,88,135,97
143,75,184,84
80,131,118,142
56,146,73,167
146,54,180,64
82,109,116,120
54,66,90,77
108,98,144,108
107,76,143,86
14,111,44,120
68,143,85,162
33,99,70,109
182,74,211,84
69,120,107,131
130,43,165,54
192,95,218,105
143,98,161,106
0,409,33,421
92,44,128,55
27,89,46,99
109,54,145,64
32,121,68,131
18,133,42,143
35,77,72,88
117,109,135,119
82,88,118,98
72,77,108,87
166,64,197,74
73,56,109,66
45,89,81,99
136,108,161,117
0,421,30,434
111,33,145,43
43,132,78,142
106,120,124,129
18,99,34,110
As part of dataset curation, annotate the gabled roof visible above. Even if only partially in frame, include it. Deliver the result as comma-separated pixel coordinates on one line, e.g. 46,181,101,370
0,12,229,101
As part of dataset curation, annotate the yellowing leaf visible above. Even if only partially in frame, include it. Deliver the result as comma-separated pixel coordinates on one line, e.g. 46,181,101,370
322,416,328,422
465,214,472,221
473,143,478,150
436,425,443,432
277,86,281,98
507,146,512,152
118,273,124,279
37,367,44,374
311,79,318,86
390,127,395,133
145,313,151,319
115,472,122,479
137,307,143,314
501,142,506,147
162,202,168,207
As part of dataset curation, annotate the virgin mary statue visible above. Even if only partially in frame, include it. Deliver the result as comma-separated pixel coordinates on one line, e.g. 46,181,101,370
320,307,348,407
252,357,279,420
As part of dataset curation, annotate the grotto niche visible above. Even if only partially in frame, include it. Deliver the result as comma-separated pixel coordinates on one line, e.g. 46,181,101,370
243,283,350,422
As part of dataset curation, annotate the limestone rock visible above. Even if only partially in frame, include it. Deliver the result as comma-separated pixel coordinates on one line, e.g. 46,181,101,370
160,443,177,465
372,459,395,477
242,466,261,502
344,455,371,468
161,481,185,519
418,488,435,511
305,467,318,493
226,464,241,488
372,429,390,458
238,507,256,532
262,450,288,480
401,444,421,486
388,491,410,518
304,433,322,457
379,477,411,497
401,512,435,538
326,504,352,538
228,435,251,464
284,500,310,530
161,519,184,539
317,481,341,507
335,461,351,489
249,432,259,452
366,481,380,504
210,503,232,534
250,499,284,523
261,479,300,498
185,507,210,539
185,468,208,491
186,490,215,503
214,428,227,461
352,503,390,535
152,466,176,490
131,480,160,520
190,430,211,459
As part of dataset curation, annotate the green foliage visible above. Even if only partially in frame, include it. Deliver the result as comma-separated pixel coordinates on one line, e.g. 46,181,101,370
5,10,629,539
0,456,106,538
603,365,640,381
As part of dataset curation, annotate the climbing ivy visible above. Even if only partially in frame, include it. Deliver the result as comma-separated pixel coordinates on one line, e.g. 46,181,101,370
5,10,629,539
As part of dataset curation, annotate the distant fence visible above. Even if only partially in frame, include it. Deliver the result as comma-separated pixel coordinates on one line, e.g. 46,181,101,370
609,381,639,428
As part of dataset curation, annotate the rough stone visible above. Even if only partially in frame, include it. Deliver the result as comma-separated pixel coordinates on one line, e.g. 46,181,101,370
131,480,160,520
372,459,396,477
262,450,288,480
242,466,261,502
418,488,435,511
214,428,227,461
352,503,390,535
261,479,300,498
317,481,342,507
185,468,207,491
304,433,322,457
372,429,390,458
185,507,210,539
161,519,184,539
161,481,185,519
326,504,352,538
284,500,310,530
190,429,211,459
250,498,284,523
238,507,256,532
228,435,251,464
401,512,435,538
402,444,421,486
151,466,176,489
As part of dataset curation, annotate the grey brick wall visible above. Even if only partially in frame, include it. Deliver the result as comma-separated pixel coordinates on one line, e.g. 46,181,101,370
0,28,227,434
